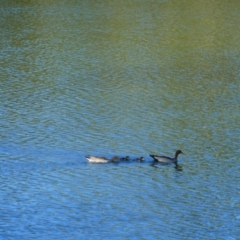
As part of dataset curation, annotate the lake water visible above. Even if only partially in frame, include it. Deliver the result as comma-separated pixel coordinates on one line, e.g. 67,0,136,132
0,0,240,239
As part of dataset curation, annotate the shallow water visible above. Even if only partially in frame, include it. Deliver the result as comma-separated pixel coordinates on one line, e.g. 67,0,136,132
1,0,240,239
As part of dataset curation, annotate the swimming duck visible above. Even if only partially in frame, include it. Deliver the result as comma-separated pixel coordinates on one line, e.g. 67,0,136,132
120,156,130,161
149,150,183,164
86,155,119,163
134,157,144,162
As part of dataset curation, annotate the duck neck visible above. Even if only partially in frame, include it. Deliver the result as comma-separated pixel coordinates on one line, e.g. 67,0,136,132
175,151,180,160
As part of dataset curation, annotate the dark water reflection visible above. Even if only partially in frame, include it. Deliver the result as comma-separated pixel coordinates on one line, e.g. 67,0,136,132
1,0,240,239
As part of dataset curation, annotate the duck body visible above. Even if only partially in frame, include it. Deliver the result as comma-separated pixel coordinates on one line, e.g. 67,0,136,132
86,155,119,163
149,150,183,164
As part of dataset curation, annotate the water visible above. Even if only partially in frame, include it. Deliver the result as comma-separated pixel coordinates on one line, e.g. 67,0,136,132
1,0,240,239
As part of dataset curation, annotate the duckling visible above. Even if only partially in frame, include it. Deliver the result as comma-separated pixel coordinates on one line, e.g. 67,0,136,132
134,157,144,162
111,156,120,162
120,156,130,161
149,150,183,164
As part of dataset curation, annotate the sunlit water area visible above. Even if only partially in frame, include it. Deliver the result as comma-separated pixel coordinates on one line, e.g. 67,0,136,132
0,0,240,239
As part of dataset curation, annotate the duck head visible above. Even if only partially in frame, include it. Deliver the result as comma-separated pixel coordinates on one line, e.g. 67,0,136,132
175,150,183,158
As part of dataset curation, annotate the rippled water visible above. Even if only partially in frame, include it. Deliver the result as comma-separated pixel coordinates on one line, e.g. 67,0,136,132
1,1,240,239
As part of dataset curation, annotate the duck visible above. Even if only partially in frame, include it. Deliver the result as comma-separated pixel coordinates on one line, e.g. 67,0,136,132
86,155,119,163
149,150,183,164
134,157,144,162
120,156,130,161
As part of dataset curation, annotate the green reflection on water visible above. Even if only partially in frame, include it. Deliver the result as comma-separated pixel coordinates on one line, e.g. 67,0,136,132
1,0,239,158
